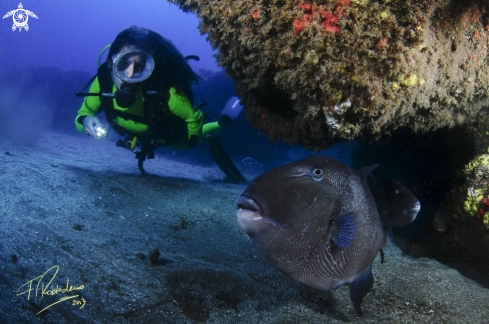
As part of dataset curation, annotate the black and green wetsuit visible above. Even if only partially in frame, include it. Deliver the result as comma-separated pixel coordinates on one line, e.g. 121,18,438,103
75,76,221,150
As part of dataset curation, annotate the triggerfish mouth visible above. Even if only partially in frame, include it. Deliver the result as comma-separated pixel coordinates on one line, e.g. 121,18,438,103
236,155,419,316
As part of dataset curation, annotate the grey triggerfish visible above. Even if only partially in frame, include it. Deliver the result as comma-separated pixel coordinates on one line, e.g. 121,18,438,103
371,179,421,228
236,155,417,316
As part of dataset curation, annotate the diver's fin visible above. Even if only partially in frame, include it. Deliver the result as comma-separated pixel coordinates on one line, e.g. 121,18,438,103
135,137,154,175
135,151,147,175
331,213,357,249
349,265,374,316
220,96,243,120
358,164,379,181
208,135,247,184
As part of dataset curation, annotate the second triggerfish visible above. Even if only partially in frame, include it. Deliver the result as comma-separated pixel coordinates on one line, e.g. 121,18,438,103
236,155,418,316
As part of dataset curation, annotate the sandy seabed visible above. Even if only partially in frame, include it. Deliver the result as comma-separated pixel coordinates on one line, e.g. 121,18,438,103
0,131,488,324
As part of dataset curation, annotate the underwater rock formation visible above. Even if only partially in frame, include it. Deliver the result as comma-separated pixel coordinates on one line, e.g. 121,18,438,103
351,118,489,273
170,0,489,150
421,152,489,273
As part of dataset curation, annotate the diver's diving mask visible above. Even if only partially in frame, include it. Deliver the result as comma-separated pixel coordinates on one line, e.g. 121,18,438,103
75,47,156,108
111,49,155,91
109,48,155,107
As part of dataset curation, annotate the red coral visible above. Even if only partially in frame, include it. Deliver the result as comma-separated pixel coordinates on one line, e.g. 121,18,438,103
319,9,332,20
302,14,312,22
377,38,388,49
299,3,312,11
294,1,349,35
322,21,340,33
293,18,309,34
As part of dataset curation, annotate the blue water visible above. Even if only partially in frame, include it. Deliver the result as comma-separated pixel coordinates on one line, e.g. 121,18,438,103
0,0,357,173
0,1,219,73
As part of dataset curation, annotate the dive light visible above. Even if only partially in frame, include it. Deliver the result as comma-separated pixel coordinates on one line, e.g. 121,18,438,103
93,125,108,139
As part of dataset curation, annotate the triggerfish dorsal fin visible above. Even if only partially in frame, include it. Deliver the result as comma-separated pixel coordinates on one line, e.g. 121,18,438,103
331,213,357,249
349,265,374,316
358,164,379,181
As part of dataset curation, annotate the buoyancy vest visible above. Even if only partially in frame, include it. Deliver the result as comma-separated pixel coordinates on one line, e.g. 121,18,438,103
96,62,188,147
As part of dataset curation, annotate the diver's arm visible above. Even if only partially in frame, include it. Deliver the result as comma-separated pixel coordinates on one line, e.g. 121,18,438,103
200,114,234,140
201,121,222,141
75,77,103,136
167,87,206,146
167,88,232,145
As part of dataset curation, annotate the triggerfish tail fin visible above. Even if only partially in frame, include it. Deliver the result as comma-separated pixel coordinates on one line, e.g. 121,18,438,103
358,164,379,181
332,213,357,249
349,265,374,316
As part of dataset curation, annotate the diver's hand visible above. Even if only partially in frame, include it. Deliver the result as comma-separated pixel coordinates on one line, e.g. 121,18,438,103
218,114,235,127
83,116,103,138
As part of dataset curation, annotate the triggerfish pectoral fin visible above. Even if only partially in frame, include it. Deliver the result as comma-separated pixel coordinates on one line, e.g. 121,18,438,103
332,213,357,249
349,265,374,316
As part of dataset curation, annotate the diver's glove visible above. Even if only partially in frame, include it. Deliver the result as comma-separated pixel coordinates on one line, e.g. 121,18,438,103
82,116,107,139
218,114,235,127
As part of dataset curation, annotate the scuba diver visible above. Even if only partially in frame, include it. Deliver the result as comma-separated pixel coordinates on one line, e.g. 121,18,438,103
75,26,245,183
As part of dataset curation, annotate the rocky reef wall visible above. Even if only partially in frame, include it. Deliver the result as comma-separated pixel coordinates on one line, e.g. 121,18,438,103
350,117,489,273
170,0,489,150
